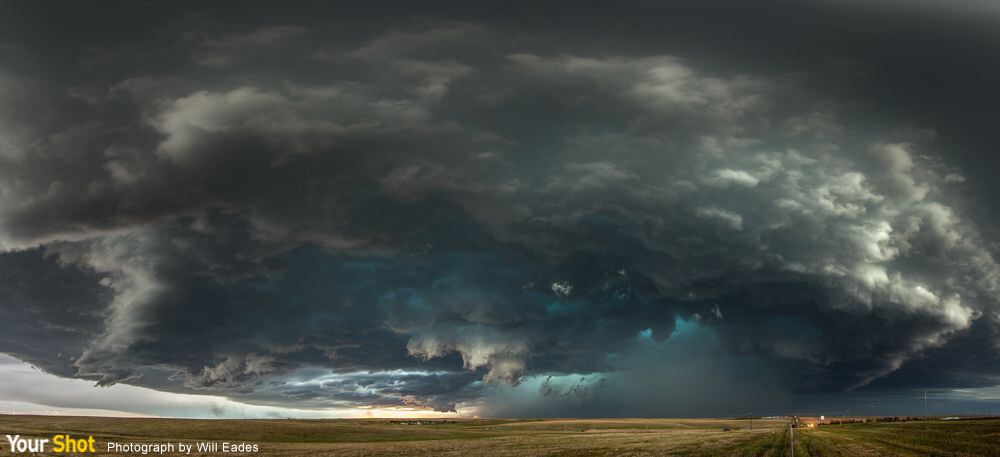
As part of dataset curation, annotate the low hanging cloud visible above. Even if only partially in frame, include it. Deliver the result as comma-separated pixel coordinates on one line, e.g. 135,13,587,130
1,3,1000,416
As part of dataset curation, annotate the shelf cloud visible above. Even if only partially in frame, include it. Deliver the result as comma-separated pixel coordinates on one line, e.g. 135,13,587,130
2,0,1000,417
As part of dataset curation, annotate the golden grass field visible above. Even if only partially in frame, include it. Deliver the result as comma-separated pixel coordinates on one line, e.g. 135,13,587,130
0,415,997,456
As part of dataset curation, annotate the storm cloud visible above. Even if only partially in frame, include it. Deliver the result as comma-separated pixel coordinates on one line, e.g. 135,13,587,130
2,0,1000,416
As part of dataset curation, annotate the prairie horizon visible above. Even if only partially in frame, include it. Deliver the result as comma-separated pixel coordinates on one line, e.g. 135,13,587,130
2,414,999,456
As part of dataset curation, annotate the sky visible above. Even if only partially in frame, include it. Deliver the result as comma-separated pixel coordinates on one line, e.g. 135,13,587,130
1,0,1000,418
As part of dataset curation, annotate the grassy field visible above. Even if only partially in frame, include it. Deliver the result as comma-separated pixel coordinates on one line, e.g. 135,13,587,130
0,415,995,456
796,418,1000,456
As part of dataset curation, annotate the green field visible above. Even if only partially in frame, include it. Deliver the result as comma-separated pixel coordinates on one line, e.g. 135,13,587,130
796,419,1000,456
0,415,994,456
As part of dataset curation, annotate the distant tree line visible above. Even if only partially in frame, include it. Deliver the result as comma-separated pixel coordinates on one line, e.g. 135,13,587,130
388,420,459,425
819,416,1000,426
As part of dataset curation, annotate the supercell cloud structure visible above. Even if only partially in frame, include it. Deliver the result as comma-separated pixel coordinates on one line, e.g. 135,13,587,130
1,0,1000,416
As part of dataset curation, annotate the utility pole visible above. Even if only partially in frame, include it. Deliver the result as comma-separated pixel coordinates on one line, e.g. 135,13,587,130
924,390,928,419
749,412,753,432
789,423,794,457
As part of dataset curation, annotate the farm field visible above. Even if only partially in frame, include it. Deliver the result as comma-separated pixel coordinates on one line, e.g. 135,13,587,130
796,418,1000,456
0,415,995,456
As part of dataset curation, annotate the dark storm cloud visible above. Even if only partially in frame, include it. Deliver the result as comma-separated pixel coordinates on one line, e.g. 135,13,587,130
1,0,1000,416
